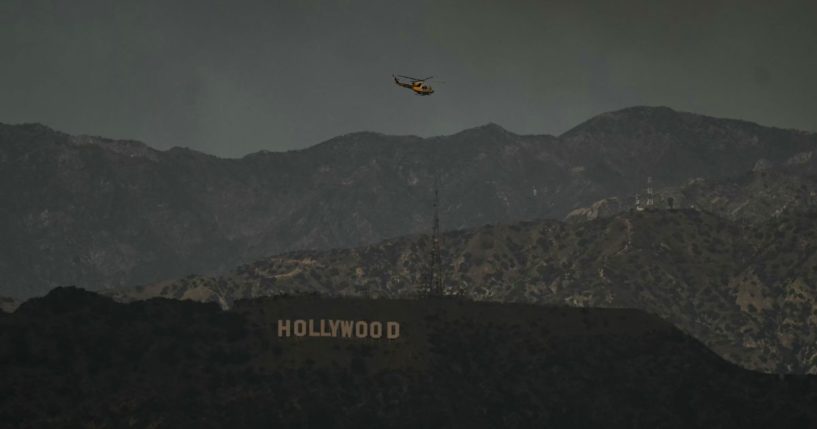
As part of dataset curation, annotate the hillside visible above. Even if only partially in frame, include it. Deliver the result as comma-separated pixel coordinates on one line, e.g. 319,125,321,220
3,106,816,298
567,166,817,223
559,106,817,187
107,209,817,374
2,287,816,428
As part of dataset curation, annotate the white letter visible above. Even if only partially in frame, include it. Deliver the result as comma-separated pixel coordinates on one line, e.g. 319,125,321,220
355,321,368,338
340,320,354,337
294,320,307,337
370,321,382,338
277,320,291,337
386,321,400,339
330,320,341,337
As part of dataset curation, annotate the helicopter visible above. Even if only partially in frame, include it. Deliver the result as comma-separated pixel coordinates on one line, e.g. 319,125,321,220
393,74,435,96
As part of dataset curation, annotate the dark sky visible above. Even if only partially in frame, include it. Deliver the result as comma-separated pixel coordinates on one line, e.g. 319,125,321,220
1,0,815,157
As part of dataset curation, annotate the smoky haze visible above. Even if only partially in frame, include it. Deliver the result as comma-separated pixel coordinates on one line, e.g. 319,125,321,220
1,0,815,157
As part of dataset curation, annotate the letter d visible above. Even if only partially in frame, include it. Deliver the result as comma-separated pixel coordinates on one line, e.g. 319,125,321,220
386,321,400,339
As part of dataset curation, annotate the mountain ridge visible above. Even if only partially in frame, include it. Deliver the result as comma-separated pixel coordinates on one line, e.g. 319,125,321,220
3,106,817,298
8,105,814,159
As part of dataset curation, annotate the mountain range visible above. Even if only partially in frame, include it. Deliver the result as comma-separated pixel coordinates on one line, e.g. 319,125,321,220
3,106,816,299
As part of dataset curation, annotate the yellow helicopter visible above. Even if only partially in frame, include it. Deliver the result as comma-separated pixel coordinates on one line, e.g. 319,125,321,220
393,74,435,96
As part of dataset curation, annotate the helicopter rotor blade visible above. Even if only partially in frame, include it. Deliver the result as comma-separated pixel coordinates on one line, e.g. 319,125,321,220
396,74,435,82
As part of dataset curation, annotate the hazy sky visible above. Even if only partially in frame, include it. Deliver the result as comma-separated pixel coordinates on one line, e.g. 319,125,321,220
1,0,815,157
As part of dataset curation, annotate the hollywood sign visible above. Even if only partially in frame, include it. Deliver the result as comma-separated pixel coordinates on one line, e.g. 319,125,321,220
277,319,400,339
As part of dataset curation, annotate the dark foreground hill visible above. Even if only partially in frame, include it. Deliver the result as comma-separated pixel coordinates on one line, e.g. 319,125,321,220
2,287,816,428
3,106,816,298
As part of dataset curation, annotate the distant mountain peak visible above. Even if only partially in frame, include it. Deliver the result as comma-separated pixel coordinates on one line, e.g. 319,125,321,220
609,105,677,115
0,122,64,137
307,130,423,154
559,106,684,137
557,105,795,142
478,122,508,130
451,122,515,139
474,122,510,132
584,105,680,121
335,130,387,140
11,122,58,131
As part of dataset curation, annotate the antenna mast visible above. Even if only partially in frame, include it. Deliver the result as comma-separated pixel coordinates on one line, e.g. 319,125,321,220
424,173,444,296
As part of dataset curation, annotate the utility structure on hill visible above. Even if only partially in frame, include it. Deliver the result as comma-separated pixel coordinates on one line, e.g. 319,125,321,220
646,176,654,207
635,176,655,211
422,174,445,297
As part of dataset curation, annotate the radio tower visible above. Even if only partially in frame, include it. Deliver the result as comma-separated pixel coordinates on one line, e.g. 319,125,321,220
424,174,444,296
646,176,654,208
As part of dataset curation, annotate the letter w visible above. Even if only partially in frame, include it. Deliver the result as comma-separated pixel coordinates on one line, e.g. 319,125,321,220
340,320,354,338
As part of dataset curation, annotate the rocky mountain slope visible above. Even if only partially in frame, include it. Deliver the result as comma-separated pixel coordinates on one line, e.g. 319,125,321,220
107,209,817,374
567,163,817,223
3,287,816,428
3,106,816,298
